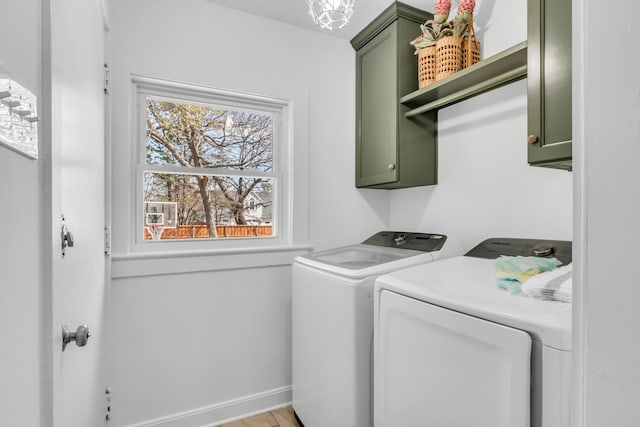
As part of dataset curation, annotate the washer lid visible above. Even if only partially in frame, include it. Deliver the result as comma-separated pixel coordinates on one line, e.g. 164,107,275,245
295,232,453,279
296,243,435,279
375,255,572,351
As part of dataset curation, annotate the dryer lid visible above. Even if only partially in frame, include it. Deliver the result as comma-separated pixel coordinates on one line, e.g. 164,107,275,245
375,255,572,351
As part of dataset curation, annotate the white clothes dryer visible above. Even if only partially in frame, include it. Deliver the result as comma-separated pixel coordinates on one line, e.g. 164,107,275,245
292,231,462,427
373,238,572,427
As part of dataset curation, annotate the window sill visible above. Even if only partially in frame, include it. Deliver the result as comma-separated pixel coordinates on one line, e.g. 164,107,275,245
111,244,313,279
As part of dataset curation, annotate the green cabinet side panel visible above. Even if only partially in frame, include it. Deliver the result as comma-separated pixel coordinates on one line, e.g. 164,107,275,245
396,17,437,189
353,1,437,189
527,0,572,169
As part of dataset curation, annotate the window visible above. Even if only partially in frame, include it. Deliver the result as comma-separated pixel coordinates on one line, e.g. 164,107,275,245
134,77,289,246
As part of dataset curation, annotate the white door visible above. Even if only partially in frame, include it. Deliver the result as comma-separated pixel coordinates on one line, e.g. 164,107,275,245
49,0,108,425
374,290,532,427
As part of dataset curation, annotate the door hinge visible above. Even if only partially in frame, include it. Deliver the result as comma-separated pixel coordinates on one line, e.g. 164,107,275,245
105,387,113,421
104,226,111,256
104,63,110,94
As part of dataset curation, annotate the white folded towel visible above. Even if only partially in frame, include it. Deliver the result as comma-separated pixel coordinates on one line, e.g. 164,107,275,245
521,264,573,303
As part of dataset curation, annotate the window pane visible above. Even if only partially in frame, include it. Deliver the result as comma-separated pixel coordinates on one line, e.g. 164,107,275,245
145,97,273,172
143,172,274,240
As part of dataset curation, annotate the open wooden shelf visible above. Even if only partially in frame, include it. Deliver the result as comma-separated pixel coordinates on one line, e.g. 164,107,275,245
401,41,528,117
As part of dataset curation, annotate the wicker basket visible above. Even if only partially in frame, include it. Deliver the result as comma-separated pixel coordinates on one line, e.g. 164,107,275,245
435,36,462,81
418,46,437,89
462,23,481,69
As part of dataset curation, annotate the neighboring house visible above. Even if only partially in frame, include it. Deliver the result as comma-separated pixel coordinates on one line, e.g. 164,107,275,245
244,192,266,224
215,190,272,225
253,190,273,224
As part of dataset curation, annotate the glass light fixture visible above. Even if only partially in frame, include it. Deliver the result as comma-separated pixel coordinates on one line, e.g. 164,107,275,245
0,63,38,159
308,0,355,31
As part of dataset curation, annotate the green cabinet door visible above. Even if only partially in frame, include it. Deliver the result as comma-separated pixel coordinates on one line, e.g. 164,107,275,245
352,1,437,189
357,23,398,187
527,0,572,170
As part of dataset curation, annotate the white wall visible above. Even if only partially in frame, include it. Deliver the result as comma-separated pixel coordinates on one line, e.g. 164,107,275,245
574,0,640,424
108,0,386,425
110,267,294,426
0,1,43,426
389,0,573,250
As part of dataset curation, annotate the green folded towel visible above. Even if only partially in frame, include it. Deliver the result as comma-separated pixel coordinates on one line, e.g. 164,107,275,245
495,256,560,294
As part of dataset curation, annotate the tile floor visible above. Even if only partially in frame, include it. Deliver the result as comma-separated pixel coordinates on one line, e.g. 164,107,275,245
217,406,301,427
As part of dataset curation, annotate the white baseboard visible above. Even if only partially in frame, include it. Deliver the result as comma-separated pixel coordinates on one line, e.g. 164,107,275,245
121,386,292,427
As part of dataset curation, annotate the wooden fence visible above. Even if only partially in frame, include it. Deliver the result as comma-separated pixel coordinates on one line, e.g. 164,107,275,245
144,224,273,240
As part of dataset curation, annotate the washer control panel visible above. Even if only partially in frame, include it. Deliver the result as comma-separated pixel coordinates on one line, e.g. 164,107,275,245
361,231,447,252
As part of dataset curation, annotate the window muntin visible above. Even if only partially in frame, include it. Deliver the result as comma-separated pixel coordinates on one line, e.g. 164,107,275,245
136,84,284,244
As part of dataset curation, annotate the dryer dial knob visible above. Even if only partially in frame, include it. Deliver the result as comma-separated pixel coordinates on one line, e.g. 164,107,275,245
533,243,555,257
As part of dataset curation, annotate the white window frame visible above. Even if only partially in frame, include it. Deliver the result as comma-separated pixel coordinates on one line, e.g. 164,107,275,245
130,75,292,253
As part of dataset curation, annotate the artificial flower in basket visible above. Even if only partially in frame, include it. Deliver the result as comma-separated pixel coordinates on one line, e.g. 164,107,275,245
454,0,481,70
410,0,454,88
451,0,475,37
411,0,480,87
435,0,478,80
409,0,452,55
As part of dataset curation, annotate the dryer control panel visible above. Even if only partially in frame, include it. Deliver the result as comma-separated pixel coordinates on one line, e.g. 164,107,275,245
465,238,572,265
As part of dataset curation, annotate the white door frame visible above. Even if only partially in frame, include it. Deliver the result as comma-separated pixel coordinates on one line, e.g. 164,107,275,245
571,0,586,425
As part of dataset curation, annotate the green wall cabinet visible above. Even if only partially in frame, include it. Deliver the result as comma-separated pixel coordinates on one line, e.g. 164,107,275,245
351,2,437,189
527,0,572,170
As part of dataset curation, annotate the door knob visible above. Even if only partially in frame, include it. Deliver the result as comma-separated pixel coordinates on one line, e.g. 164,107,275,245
62,324,91,351
388,163,396,170
527,134,539,144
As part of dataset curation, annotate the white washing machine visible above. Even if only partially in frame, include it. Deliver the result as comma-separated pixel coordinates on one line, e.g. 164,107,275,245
373,237,573,427
292,231,462,427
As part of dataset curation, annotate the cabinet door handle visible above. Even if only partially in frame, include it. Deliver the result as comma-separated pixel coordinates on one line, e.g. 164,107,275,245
527,134,539,144
388,163,396,170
